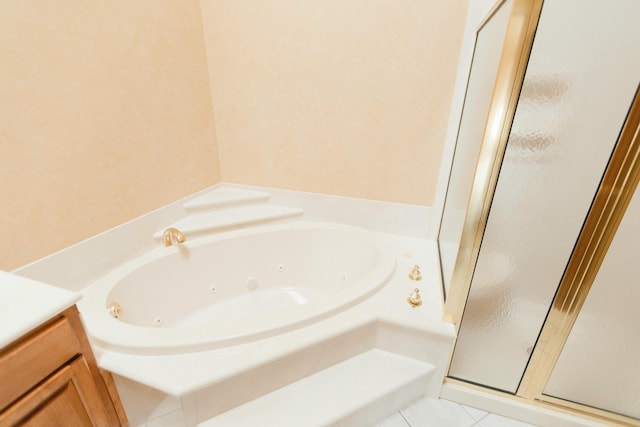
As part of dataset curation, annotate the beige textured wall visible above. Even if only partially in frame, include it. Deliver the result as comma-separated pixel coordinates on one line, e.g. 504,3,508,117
1,1,220,270
200,0,468,205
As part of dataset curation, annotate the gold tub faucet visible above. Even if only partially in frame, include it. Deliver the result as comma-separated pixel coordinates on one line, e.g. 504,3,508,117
163,227,186,246
407,288,422,307
408,265,422,281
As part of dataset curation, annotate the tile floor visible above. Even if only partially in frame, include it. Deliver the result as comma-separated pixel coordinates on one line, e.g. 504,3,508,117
375,398,538,427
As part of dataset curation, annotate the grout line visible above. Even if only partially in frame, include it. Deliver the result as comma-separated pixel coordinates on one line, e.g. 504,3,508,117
399,410,412,427
461,404,490,424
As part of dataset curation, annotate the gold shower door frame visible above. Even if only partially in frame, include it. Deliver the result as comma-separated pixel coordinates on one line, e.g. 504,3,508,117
442,0,640,425
442,0,544,326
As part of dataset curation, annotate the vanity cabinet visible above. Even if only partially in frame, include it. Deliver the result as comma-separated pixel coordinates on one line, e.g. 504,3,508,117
0,305,127,426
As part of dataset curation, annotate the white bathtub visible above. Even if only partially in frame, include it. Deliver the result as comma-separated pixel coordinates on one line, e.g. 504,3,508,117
79,221,396,355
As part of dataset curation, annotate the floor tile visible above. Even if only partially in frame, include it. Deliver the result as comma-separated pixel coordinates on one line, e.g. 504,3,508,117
461,404,489,422
400,398,476,427
373,412,410,427
478,413,539,427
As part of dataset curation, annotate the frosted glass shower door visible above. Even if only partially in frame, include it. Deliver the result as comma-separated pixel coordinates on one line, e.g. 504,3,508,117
448,0,640,393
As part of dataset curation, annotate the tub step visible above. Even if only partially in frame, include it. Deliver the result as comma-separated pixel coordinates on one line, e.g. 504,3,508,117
184,188,271,212
197,349,435,427
153,204,304,239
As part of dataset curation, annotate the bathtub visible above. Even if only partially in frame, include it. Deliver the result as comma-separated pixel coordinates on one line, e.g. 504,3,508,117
79,221,396,355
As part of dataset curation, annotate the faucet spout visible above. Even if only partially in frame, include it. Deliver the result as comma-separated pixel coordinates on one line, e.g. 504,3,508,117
163,227,186,246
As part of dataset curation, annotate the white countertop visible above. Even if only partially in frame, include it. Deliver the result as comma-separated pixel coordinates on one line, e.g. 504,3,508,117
0,270,80,349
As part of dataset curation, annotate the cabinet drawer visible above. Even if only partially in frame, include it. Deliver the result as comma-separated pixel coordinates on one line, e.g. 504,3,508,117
0,316,81,410
0,356,111,427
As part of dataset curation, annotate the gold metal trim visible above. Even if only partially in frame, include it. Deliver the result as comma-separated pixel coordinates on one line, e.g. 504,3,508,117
517,86,640,411
443,0,544,324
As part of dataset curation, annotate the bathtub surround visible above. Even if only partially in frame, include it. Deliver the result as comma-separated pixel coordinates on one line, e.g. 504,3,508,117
88,223,454,426
14,188,439,423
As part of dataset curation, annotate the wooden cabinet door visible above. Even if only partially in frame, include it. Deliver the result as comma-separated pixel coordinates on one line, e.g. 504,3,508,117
0,357,112,427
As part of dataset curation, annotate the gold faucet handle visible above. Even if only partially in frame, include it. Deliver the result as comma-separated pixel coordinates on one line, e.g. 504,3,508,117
408,264,422,281
108,302,122,318
163,227,186,246
407,288,422,307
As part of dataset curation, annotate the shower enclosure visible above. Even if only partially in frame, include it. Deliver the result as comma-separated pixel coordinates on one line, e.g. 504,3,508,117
438,0,640,425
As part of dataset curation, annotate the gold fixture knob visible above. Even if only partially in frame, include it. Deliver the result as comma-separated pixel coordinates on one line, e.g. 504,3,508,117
408,265,422,281
108,302,122,319
163,227,186,246
407,288,422,307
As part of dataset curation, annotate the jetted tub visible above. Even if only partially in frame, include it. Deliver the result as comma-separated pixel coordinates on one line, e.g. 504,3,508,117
79,221,396,355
